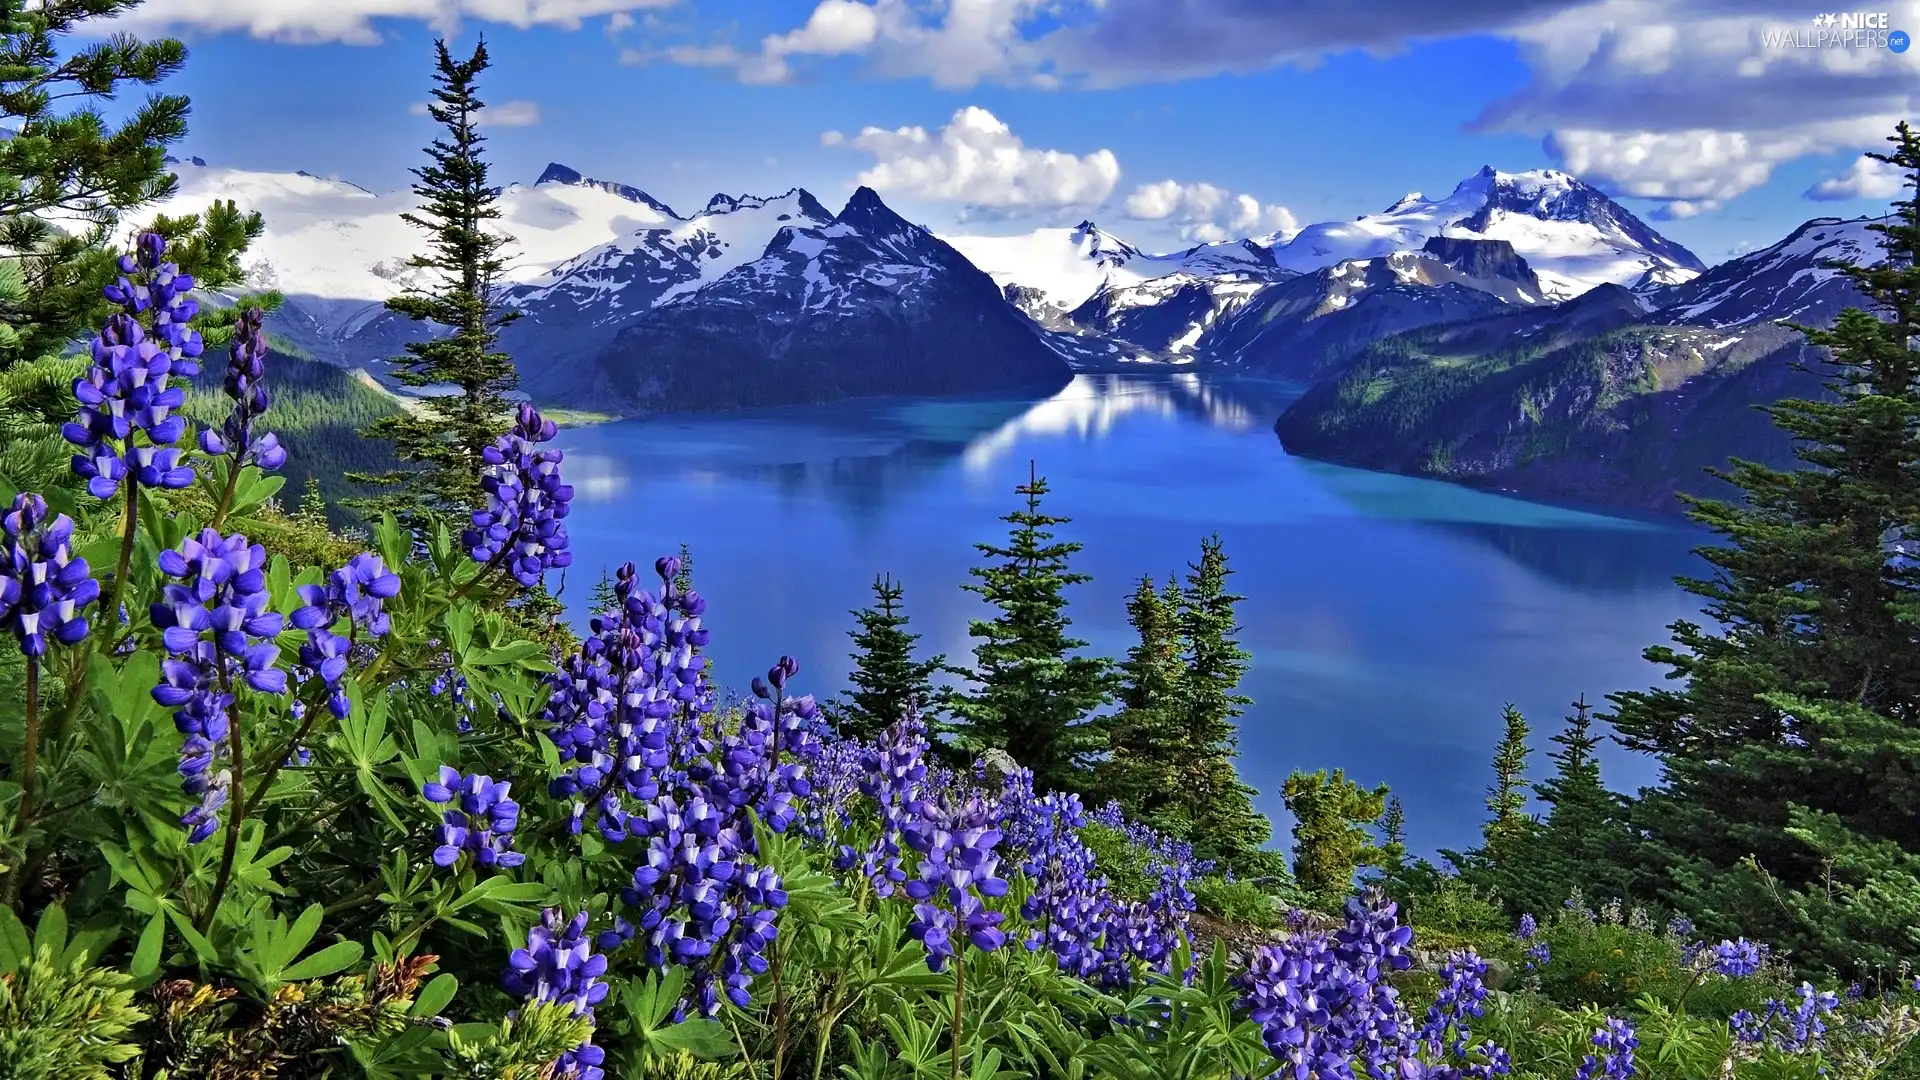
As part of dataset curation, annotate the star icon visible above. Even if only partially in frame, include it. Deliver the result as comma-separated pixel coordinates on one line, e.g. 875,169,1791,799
1813,13,1826,23
1826,13,1840,25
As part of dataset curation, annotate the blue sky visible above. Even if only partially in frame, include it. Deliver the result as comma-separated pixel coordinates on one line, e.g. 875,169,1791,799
101,0,1918,263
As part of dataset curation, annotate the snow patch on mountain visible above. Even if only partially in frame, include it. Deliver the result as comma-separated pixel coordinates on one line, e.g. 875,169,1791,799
1268,167,1705,300
149,158,689,308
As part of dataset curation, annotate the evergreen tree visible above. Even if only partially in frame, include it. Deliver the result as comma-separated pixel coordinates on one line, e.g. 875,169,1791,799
587,568,617,618
1481,704,1535,862
0,0,270,368
1282,768,1387,910
1608,121,1920,975
1370,796,1409,886
352,37,521,522
1172,535,1271,867
1097,573,1185,814
945,461,1110,795
836,574,944,741
293,475,328,530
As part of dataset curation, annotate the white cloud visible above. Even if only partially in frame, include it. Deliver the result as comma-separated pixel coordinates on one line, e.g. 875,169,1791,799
1805,153,1907,201
409,99,543,126
95,0,680,44
647,0,1050,87
655,0,1916,219
1122,180,1296,241
605,11,635,33
1547,116,1899,212
824,105,1119,210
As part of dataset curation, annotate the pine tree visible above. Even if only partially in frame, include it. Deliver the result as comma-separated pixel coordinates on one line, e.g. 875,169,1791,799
587,569,617,618
0,0,271,368
945,461,1111,795
1608,121,1920,975
1372,796,1409,882
1282,768,1387,910
1172,535,1271,867
352,36,521,522
836,574,944,741
1481,704,1535,861
293,475,328,530
1097,573,1185,814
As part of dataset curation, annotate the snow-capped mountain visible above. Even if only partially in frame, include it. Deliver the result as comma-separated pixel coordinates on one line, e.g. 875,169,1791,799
1265,166,1705,299
1271,213,1887,514
139,154,1729,415
576,187,1070,411
1645,216,1882,330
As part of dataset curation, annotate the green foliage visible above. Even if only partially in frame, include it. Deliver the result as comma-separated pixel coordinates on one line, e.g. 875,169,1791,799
1096,537,1275,876
1076,823,1155,903
0,0,274,367
1480,696,1636,917
1481,704,1535,861
1192,876,1280,930
944,461,1111,793
1606,121,1920,977
1097,573,1184,813
352,36,522,523
1402,873,1509,943
1282,768,1388,910
0,907,144,1078
835,574,945,741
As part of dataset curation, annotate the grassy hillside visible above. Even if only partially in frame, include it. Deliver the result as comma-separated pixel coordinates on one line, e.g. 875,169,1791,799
1274,317,1828,514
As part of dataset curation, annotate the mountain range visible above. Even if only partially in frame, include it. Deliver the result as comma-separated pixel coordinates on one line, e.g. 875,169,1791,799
146,155,1882,514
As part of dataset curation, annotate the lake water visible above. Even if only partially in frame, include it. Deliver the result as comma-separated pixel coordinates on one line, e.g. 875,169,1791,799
556,373,1711,857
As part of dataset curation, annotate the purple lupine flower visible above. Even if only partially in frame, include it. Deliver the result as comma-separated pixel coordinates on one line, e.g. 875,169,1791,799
902,792,1010,973
546,558,710,840
1666,916,1693,938
288,552,400,720
1574,1017,1638,1080
150,529,286,842
1515,913,1537,940
504,908,609,1080
1712,938,1763,979
0,494,100,656
609,662,804,1018
1524,941,1551,972
430,662,477,733
422,766,525,869
1786,983,1840,1049
195,307,285,471
1239,892,1506,1079
1420,950,1492,1059
64,234,204,500
291,552,401,638
464,402,573,587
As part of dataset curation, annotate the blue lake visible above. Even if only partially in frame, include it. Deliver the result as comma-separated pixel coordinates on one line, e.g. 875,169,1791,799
555,373,1709,857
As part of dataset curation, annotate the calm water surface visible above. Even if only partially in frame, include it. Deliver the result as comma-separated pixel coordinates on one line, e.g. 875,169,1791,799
556,373,1710,855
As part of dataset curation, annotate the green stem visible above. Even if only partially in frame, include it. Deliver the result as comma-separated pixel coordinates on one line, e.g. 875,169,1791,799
199,662,246,934
208,454,244,531
104,475,140,652
3,656,42,906
727,1012,763,1080
951,948,965,1080
809,982,851,1080
265,791,362,849
243,694,327,818
320,878,386,919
